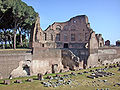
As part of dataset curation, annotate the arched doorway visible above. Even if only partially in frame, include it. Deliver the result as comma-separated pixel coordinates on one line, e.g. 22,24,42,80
23,65,30,75
64,43,69,48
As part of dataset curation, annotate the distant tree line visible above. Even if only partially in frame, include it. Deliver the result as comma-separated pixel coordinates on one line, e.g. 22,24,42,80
0,0,38,49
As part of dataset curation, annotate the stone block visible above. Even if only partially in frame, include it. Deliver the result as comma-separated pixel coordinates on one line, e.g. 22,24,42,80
3,80,11,85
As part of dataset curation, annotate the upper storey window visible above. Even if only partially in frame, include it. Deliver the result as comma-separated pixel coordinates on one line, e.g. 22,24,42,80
73,20,77,23
56,34,60,41
44,33,47,41
51,34,53,41
64,34,68,41
71,34,75,41
56,25,61,30
63,25,68,30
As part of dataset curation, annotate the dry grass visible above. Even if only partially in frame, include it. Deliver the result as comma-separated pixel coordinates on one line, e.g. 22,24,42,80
0,66,120,90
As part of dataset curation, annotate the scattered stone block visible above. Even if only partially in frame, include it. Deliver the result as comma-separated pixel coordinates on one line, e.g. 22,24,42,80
78,72,83,75
117,64,120,67
113,65,117,68
70,72,76,76
14,80,22,83
87,76,95,79
37,73,43,80
3,80,10,85
118,68,120,71
46,75,52,79
26,79,33,82
89,70,94,72
56,74,61,77
83,71,88,73
103,80,107,82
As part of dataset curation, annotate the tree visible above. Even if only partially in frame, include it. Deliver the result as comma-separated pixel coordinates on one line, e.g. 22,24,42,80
0,0,37,49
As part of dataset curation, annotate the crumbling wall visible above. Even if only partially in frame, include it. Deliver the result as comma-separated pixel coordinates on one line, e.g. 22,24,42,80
0,50,32,79
31,48,63,75
87,31,99,68
61,49,85,70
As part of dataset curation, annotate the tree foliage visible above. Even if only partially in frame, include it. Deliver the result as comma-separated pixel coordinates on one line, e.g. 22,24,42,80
0,0,37,49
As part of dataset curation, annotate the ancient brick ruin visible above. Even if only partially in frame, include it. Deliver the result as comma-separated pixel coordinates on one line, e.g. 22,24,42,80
0,15,120,79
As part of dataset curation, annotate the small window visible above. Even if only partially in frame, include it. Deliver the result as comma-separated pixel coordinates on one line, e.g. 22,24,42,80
71,34,75,41
51,34,53,41
73,20,77,23
64,34,68,41
100,43,102,47
63,25,68,30
56,34,60,41
42,44,44,47
44,33,47,41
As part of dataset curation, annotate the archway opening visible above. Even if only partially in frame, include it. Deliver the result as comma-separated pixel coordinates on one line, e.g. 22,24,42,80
23,65,30,75
64,43,69,48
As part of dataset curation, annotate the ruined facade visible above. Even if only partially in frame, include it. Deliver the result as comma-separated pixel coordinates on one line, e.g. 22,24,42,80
30,15,97,49
29,15,105,74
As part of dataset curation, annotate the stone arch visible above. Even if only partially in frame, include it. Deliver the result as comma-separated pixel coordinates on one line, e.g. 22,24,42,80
56,25,61,30
10,60,31,78
52,64,58,73
23,65,30,75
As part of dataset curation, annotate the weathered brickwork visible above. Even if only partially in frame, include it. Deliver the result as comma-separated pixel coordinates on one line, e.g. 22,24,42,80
30,15,94,49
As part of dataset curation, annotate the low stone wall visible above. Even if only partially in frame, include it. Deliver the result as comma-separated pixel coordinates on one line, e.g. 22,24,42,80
98,47,120,65
0,50,32,79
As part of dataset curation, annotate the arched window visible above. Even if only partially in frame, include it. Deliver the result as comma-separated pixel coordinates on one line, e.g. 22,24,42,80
56,34,60,41
64,34,68,41
56,25,61,30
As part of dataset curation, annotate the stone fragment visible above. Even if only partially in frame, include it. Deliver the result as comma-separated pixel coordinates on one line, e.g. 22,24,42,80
14,80,22,83
103,80,107,82
3,80,11,85
26,79,33,82
83,71,88,73
78,72,83,75
37,73,43,80
46,75,52,79
87,75,95,79
56,74,61,77
70,72,77,76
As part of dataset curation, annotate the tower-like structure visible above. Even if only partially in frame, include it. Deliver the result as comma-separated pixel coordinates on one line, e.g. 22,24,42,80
29,16,44,48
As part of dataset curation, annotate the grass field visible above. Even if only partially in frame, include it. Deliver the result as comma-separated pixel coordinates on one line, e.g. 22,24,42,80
0,66,120,90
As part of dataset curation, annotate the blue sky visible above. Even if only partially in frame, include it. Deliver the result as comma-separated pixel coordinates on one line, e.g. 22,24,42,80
22,0,120,44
